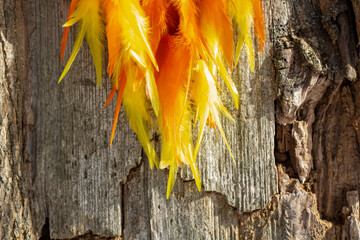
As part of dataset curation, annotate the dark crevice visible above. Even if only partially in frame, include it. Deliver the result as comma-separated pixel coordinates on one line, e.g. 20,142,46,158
347,0,359,45
123,150,146,184
174,173,246,218
143,151,152,240
39,217,50,240
121,148,147,185
121,149,146,239
120,182,125,240
56,231,120,240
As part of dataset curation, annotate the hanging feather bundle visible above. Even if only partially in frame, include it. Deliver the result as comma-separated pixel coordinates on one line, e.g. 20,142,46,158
59,0,266,198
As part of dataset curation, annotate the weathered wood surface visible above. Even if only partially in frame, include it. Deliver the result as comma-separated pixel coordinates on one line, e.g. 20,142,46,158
24,1,140,237
1,0,360,239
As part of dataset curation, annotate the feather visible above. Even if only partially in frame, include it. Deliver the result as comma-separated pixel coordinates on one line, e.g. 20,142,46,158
58,17,86,84
167,0,213,129
59,0,104,85
192,60,235,164
197,0,239,108
198,0,234,69
102,0,158,74
145,69,160,116
252,0,266,52
166,162,178,199
229,0,255,71
123,64,159,169
104,86,117,108
141,0,168,53
110,69,127,146
156,34,201,197
102,0,160,116
102,0,161,143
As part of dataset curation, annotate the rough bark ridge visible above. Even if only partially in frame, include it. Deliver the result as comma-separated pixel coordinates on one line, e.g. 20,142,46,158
0,1,35,239
274,0,360,238
0,0,359,239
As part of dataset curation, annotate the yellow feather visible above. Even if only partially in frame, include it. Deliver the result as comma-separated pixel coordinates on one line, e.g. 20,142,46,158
123,64,159,169
103,0,159,116
198,0,239,108
145,70,160,117
58,20,86,83
166,162,178,199
230,0,255,71
85,2,104,86
124,0,158,71
216,55,239,109
192,60,235,164
59,0,104,85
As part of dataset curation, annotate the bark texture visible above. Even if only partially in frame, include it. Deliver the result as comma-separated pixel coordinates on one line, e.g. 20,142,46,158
0,0,359,239
0,0,34,239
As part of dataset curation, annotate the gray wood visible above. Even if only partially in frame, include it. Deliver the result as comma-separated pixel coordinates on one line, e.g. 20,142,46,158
124,161,240,240
24,1,142,238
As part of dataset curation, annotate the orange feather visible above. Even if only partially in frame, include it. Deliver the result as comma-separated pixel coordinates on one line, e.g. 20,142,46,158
104,87,117,108
141,0,168,53
156,34,190,137
101,0,122,79
110,71,127,146
252,0,266,51
156,34,198,195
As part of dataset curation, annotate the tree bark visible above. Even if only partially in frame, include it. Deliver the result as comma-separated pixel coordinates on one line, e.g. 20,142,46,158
0,0,359,239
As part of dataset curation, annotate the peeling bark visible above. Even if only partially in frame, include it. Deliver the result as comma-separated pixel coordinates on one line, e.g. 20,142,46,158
274,0,360,238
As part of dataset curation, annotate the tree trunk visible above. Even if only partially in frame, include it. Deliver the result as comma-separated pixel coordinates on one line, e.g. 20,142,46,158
0,0,359,239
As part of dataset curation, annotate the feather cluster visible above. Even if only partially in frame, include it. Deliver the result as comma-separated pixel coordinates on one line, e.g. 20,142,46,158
60,0,265,198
